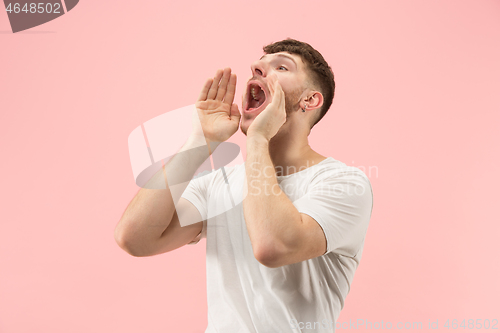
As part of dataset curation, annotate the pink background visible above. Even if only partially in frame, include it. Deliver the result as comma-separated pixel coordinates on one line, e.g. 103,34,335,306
1,0,499,332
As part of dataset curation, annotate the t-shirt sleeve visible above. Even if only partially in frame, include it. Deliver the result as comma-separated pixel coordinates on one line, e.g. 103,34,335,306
181,169,211,245
292,168,373,257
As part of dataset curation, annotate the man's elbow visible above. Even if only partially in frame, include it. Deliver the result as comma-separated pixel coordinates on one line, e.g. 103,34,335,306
253,244,286,268
114,227,148,257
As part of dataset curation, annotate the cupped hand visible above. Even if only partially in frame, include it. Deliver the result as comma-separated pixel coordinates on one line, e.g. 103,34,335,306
247,73,286,141
192,68,241,144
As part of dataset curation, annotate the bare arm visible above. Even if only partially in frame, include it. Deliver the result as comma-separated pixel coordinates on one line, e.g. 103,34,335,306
244,136,326,267
114,135,214,257
243,74,326,267
114,67,241,257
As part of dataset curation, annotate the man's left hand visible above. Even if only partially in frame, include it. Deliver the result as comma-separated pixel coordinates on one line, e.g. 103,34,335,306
247,73,286,142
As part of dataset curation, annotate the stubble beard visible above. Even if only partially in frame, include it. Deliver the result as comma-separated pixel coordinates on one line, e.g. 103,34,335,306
284,86,304,119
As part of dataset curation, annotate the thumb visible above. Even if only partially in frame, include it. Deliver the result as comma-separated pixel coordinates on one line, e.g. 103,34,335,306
230,103,241,120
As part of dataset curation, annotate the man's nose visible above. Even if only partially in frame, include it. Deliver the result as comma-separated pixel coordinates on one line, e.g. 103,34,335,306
250,60,268,78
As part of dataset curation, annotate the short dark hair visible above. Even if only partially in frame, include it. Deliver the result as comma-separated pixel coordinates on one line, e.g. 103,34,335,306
263,38,335,128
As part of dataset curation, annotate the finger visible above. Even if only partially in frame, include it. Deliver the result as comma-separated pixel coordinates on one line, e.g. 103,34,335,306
268,74,279,99
269,79,282,112
268,72,277,87
197,78,213,101
195,100,208,110
268,76,276,103
276,81,285,111
215,68,231,101
223,73,237,106
280,89,286,115
207,69,223,100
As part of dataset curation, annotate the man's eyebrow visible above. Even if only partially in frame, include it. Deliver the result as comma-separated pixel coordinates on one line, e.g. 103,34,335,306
259,54,297,66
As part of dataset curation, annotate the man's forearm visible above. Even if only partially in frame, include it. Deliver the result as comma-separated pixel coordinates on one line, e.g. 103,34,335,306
243,136,303,261
115,135,217,249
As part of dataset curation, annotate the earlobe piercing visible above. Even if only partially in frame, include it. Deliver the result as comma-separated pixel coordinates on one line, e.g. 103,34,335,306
302,104,308,112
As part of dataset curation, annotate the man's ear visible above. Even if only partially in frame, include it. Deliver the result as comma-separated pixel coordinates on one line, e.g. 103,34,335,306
304,91,323,111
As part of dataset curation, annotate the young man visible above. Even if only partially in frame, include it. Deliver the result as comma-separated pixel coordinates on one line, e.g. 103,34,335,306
115,38,373,332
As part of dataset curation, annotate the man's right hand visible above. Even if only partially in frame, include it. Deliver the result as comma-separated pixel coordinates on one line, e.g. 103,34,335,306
193,68,241,145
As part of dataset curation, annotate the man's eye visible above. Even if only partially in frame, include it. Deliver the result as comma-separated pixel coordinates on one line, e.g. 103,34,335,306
278,66,288,71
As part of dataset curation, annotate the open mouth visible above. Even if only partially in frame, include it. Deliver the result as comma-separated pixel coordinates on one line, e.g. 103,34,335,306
244,81,268,113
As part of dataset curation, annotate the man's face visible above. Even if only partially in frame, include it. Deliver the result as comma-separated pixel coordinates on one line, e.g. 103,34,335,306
240,52,308,135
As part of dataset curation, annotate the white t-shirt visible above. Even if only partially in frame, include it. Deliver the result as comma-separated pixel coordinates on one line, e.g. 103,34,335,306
182,157,373,333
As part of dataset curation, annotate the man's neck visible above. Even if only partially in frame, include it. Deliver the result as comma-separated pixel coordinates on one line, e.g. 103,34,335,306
267,132,326,177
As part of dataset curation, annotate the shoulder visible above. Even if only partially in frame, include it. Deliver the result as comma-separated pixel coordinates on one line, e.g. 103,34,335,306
309,158,373,202
311,157,370,184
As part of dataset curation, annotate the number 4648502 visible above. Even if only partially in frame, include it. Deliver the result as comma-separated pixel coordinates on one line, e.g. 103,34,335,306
444,319,498,329
5,3,61,14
